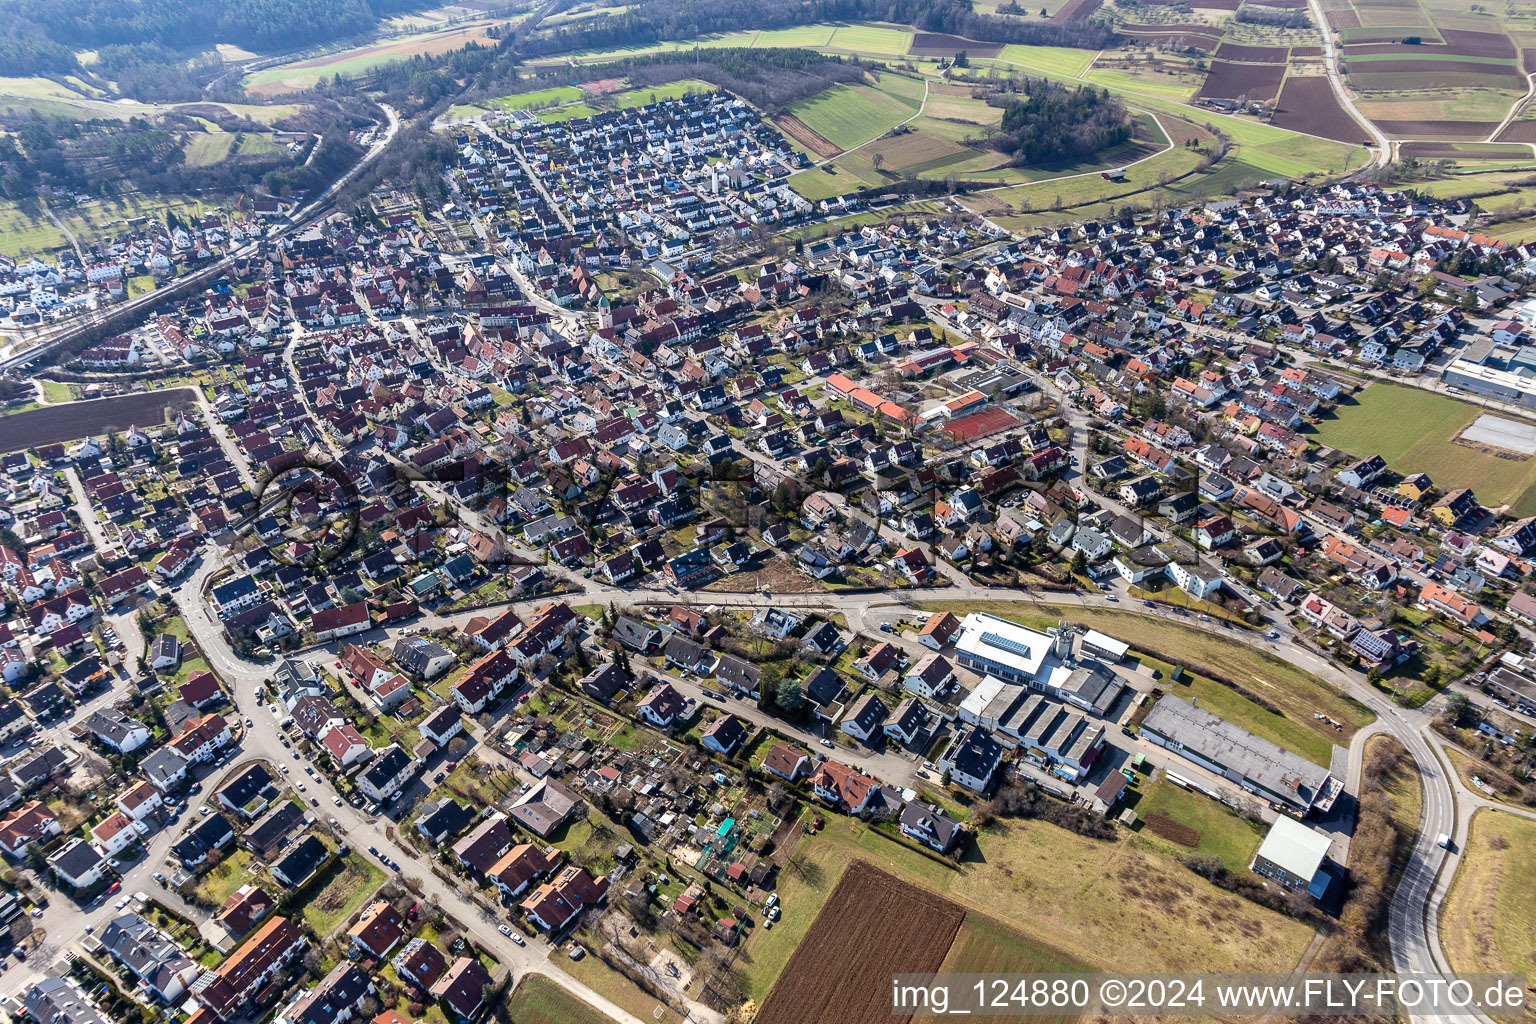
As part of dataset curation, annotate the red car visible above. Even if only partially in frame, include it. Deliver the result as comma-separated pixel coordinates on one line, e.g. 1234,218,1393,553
105,882,121,896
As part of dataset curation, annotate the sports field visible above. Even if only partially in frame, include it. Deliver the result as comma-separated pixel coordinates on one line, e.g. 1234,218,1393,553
1310,383,1536,515
490,85,586,110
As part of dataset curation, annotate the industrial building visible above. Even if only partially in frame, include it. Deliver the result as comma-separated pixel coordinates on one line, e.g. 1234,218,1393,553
1139,695,1340,815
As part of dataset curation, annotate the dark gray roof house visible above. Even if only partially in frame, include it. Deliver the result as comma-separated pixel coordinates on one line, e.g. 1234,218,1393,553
23,978,112,1024
216,763,277,818
98,913,198,1003
580,663,630,702
900,802,962,853
242,802,307,856
416,798,474,845
271,834,328,888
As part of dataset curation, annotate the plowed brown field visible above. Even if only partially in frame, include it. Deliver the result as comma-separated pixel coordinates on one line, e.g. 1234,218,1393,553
1050,0,1104,22
1197,60,1285,101
1495,121,1536,144
1440,28,1516,58
1271,76,1370,142
1372,118,1501,137
1213,41,1290,62
910,32,1003,56
755,861,965,1024
774,114,841,157
0,388,198,452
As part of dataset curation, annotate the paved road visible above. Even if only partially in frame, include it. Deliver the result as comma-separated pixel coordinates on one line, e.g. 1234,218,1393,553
1307,0,1391,166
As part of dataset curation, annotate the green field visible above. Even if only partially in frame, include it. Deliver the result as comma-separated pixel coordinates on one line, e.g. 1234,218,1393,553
490,85,586,109
828,24,914,54
505,975,618,1024
916,600,1373,766
608,79,714,108
536,102,601,123
1310,382,1536,515
787,77,924,150
236,134,286,157
1085,67,1203,102
787,164,868,199
1440,808,1536,1009
1130,778,1267,870
996,44,1098,78
183,134,236,166
754,25,837,47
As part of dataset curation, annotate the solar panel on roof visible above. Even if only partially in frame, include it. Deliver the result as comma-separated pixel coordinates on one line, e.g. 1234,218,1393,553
981,631,1035,659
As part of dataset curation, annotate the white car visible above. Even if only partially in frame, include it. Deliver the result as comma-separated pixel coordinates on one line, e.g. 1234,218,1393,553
332,795,343,807
498,924,513,937
296,782,306,792
511,932,525,946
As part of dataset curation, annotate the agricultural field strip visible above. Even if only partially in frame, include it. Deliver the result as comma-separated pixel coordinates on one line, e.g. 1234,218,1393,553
811,77,929,165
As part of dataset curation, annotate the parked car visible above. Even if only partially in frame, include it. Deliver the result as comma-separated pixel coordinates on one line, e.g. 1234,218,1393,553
498,924,513,937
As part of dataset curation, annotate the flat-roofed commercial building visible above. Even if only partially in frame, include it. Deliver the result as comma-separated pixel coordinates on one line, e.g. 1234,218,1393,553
1139,695,1339,815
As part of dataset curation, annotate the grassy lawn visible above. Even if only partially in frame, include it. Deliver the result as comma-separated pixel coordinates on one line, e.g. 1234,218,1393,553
1439,807,1536,1011
505,975,618,1024
744,813,1313,1002
560,953,686,1024
1310,383,1536,516
193,849,255,905
1128,778,1266,871
1371,733,1423,843
916,600,1373,766
39,381,74,403
302,853,386,936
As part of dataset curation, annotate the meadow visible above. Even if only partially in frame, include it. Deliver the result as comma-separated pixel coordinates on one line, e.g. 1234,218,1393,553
787,76,924,150
1310,383,1536,515
1440,807,1536,1020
